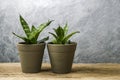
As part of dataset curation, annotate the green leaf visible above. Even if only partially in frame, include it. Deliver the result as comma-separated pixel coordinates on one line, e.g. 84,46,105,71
13,15,53,44
56,26,62,36
63,31,80,43
37,36,49,43
63,23,68,35
49,32,57,39
38,20,53,32
49,23,80,44
53,27,64,43
52,39,57,44
31,25,36,32
19,15,31,38
29,30,39,40
12,32,28,43
56,26,64,40
29,20,53,41
29,38,37,44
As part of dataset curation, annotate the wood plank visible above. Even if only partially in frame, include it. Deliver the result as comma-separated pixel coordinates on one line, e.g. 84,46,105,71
0,63,120,80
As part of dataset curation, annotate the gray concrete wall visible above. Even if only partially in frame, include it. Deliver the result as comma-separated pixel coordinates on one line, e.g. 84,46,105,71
0,0,120,63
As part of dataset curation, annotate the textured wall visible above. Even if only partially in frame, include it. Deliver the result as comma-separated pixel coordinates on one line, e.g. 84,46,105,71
0,0,120,63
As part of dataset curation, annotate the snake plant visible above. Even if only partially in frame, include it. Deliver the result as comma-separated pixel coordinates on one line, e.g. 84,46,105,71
49,23,80,44
12,15,53,44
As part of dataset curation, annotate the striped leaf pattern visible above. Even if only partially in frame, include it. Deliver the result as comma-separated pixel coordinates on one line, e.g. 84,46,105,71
49,23,80,44
12,15,53,44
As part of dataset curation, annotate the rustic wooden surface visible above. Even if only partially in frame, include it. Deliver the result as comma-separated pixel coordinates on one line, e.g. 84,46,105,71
0,63,120,80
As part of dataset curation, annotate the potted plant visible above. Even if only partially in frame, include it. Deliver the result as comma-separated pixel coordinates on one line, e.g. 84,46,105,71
47,23,80,74
12,15,53,73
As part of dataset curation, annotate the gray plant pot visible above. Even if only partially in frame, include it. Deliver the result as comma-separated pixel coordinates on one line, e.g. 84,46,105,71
47,42,77,74
17,42,45,73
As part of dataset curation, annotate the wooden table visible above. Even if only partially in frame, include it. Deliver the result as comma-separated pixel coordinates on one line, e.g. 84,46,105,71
0,63,120,80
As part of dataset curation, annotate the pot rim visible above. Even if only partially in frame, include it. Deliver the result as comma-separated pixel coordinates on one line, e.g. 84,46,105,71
47,42,77,46
17,42,45,45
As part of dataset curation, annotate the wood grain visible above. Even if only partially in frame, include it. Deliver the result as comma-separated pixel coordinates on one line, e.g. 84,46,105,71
0,63,120,80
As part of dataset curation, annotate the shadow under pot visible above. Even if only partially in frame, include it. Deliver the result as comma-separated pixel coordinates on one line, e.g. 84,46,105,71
17,42,45,73
47,42,77,74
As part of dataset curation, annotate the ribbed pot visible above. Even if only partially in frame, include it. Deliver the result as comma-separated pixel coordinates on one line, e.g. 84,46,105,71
17,42,45,73
47,42,77,74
